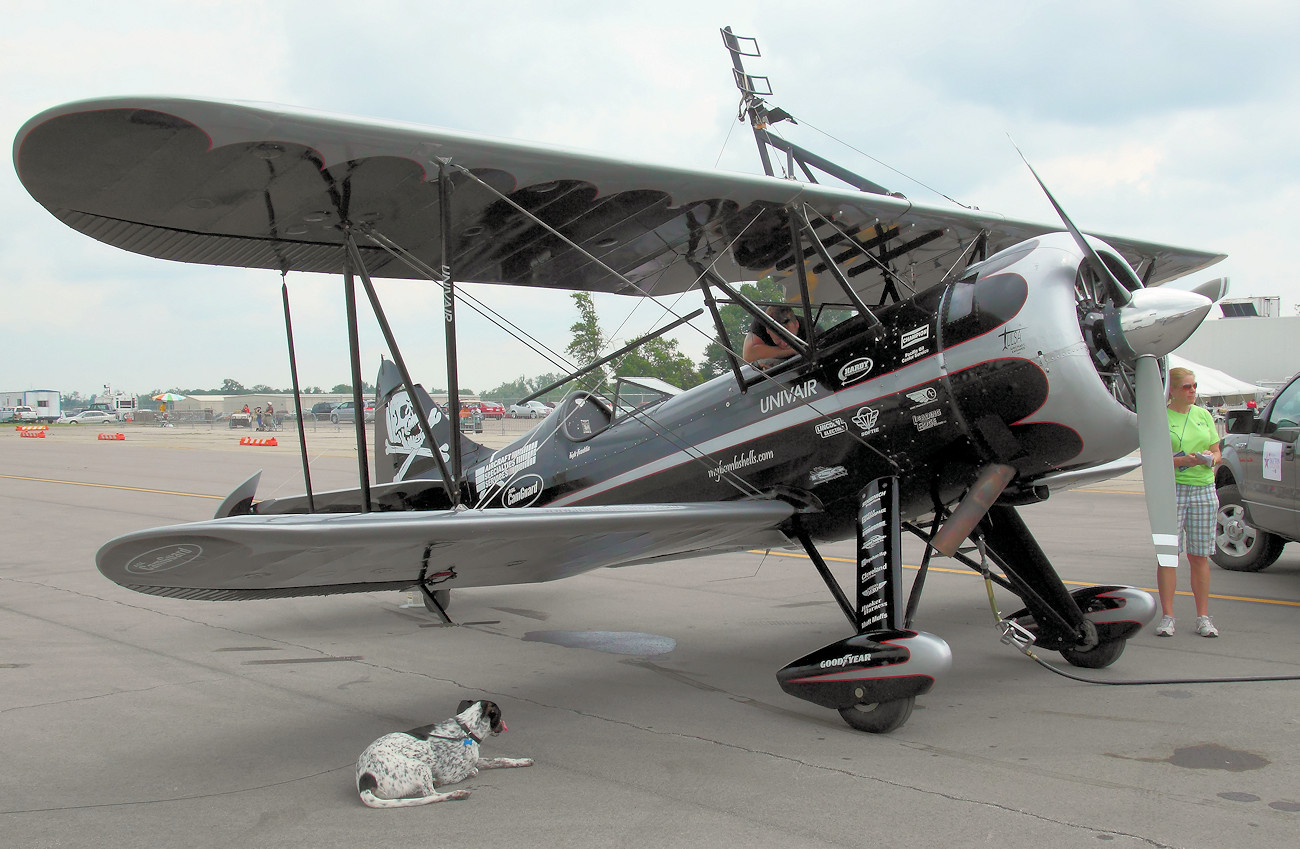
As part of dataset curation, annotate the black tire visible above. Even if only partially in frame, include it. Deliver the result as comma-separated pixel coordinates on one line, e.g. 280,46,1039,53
837,697,914,734
1213,484,1285,572
330,414,340,424
1060,638,1126,669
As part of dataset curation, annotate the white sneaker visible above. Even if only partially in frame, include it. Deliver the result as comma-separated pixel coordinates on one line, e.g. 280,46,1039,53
1196,615,1219,637
1155,615,1175,637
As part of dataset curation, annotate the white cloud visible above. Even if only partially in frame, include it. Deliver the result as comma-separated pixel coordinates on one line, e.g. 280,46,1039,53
4,0,1299,397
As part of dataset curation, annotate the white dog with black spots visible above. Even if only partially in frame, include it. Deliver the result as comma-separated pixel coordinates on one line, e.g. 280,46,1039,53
356,700,533,808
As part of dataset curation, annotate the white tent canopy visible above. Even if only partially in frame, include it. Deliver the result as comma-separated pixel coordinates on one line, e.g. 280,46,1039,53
1167,354,1270,406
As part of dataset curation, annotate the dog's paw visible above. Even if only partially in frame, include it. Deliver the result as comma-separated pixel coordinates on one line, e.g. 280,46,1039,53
446,789,471,801
515,758,535,768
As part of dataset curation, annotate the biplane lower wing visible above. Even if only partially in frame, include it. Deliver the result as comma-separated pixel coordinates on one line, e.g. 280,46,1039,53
95,500,796,601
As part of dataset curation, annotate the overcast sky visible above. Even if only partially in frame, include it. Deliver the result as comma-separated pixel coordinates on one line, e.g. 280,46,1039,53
4,1,1297,398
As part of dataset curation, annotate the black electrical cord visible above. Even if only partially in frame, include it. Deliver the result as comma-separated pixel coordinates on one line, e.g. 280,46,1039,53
972,535,1300,686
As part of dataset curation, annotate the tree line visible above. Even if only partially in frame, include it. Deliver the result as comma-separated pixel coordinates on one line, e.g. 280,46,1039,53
480,279,784,400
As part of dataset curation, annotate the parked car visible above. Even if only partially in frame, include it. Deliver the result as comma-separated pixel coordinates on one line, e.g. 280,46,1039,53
508,400,552,419
59,410,118,425
10,405,38,423
309,401,337,420
1213,371,1300,571
479,400,505,419
330,400,375,424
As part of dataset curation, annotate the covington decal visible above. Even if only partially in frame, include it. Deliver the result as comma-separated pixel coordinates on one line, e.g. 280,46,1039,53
124,544,203,575
708,449,776,481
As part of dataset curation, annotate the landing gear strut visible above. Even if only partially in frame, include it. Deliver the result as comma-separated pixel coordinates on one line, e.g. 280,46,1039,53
777,477,951,734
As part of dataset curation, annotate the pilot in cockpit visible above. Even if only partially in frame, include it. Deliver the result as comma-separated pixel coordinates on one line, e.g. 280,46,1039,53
743,305,806,369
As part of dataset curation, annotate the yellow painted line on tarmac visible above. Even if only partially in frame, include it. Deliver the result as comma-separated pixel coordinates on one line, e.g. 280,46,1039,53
750,549,1300,609
0,473,221,500
1075,487,1143,495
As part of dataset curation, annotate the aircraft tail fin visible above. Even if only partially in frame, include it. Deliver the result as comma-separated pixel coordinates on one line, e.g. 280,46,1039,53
373,359,487,485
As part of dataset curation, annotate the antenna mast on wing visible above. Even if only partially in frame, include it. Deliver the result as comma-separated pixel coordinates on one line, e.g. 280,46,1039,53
721,27,891,195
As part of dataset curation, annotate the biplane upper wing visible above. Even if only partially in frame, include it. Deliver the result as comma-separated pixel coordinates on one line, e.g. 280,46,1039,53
95,499,796,601
15,97,1223,305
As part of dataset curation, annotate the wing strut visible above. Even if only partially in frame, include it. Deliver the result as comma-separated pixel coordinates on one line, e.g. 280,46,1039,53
280,280,316,513
342,257,373,512
342,232,462,507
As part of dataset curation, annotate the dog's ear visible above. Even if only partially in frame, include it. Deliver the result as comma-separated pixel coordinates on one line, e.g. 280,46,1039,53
484,701,504,733
457,700,474,714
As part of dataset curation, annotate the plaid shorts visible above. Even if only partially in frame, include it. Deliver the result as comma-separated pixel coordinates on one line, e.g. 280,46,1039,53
1175,483,1218,558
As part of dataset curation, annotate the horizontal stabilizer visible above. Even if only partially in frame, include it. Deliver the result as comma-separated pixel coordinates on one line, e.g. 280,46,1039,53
96,500,796,601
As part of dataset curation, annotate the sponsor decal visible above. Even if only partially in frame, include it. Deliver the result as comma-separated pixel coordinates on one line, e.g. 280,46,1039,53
861,562,888,581
912,409,944,432
905,387,938,406
862,533,886,549
808,465,848,487
860,580,887,597
759,379,819,414
124,544,202,575
475,440,540,492
1000,325,1026,353
503,474,544,508
861,610,889,628
837,357,874,385
900,325,930,348
708,448,776,481
860,597,889,617
860,519,886,536
861,505,886,522
819,652,874,669
851,406,881,435
815,418,847,439
568,446,591,460
900,325,932,364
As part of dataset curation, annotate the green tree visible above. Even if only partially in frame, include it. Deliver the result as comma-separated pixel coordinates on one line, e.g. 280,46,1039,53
698,276,787,378
566,292,607,391
220,378,246,393
615,336,702,390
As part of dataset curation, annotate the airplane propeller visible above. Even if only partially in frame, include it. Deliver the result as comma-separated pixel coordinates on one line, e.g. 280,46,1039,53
1016,148,1216,576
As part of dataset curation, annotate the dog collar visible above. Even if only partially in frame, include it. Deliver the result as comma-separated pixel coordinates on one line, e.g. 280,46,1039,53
456,719,485,744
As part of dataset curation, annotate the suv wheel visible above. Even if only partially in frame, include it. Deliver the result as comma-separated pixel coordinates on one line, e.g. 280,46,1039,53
1213,484,1286,572
330,414,340,424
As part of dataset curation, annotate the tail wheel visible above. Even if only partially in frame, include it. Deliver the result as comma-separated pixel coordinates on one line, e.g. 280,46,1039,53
838,697,914,734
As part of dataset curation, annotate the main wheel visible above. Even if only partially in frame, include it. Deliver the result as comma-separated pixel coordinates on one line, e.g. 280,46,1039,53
837,697,914,733
1213,485,1285,572
1060,638,1126,669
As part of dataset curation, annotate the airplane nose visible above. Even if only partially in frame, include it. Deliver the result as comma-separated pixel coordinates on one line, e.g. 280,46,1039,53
1106,287,1213,361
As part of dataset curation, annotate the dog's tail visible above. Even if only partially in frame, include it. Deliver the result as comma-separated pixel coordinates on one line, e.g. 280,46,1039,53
358,774,471,808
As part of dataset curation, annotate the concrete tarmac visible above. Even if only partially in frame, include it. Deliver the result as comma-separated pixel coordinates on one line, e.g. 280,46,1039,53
3,423,1298,848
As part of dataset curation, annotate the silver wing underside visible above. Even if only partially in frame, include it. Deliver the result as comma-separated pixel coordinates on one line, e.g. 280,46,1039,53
15,97,1224,305
96,500,796,601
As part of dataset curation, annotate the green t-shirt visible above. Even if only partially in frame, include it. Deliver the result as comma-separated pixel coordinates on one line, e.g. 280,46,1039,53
1168,405,1219,486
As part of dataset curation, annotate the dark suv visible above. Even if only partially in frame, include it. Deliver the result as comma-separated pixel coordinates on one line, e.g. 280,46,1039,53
1213,371,1300,571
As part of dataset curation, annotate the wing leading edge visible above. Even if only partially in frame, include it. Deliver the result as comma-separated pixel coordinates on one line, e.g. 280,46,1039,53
15,97,1224,306
96,500,797,601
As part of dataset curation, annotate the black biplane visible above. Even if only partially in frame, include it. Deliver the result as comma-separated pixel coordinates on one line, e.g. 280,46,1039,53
13,30,1225,732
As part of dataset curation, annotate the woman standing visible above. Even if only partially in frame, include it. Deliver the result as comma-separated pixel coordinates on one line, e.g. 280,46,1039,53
1158,366,1222,637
